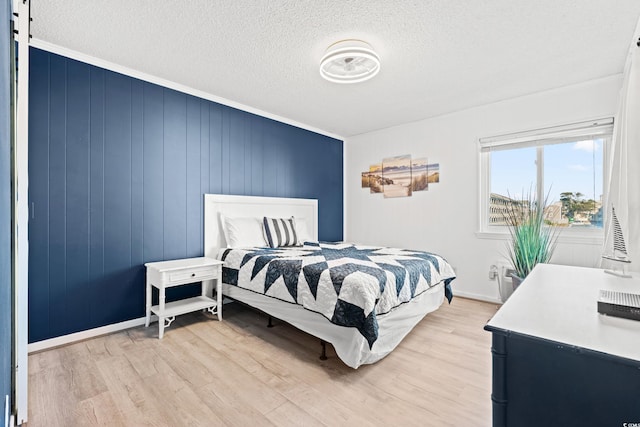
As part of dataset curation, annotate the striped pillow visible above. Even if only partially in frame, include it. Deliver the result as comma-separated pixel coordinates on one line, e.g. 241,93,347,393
263,216,299,248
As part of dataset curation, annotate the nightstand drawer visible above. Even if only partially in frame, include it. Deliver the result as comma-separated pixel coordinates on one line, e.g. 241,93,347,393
168,266,216,283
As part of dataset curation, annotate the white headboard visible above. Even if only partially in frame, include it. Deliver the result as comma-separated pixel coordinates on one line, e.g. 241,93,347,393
204,194,318,258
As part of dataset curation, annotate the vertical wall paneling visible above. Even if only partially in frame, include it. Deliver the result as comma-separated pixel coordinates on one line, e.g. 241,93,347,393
64,59,91,333
28,47,343,342
47,54,68,337
162,89,187,261
209,103,222,194
88,66,105,328
142,82,164,265
262,120,278,196
325,139,344,241
220,107,230,194
103,71,134,324
28,48,50,342
250,116,264,196
198,99,210,260
244,114,252,195
130,79,145,316
186,96,201,258
228,109,243,195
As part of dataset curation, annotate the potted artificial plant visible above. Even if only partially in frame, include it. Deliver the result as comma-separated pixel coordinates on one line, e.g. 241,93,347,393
504,191,560,289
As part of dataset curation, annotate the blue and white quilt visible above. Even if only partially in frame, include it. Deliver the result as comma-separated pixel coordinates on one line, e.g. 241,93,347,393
220,242,455,348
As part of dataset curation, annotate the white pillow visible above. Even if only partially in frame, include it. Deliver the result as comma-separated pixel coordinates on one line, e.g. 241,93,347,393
223,216,267,248
296,218,312,243
219,213,230,245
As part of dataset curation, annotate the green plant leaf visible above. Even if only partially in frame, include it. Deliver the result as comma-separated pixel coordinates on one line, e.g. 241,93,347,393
503,188,561,278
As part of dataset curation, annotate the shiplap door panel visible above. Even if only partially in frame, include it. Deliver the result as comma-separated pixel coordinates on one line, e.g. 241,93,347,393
0,0,12,424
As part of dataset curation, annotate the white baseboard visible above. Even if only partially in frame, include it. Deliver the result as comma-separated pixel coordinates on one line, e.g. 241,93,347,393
26,292,496,354
27,315,158,354
454,290,502,304
28,299,236,353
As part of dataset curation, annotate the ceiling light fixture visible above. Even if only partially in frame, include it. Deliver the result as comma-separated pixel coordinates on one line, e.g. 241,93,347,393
319,40,380,84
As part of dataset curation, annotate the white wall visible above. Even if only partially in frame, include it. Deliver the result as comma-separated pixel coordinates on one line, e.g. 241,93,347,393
345,75,622,302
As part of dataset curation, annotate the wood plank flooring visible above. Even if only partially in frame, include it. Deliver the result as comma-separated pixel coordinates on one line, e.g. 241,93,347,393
27,297,499,427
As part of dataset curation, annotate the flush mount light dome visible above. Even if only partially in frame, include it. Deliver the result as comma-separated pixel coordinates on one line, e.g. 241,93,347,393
320,40,380,84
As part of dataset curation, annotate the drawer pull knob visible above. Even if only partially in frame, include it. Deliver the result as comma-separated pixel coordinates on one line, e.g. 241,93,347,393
191,273,195,277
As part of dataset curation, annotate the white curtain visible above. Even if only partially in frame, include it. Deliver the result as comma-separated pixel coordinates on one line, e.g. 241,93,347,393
602,38,640,272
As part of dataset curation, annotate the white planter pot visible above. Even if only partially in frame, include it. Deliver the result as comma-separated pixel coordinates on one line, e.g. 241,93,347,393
511,274,524,289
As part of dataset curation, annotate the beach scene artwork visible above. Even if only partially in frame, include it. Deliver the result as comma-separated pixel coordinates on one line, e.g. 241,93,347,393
369,163,384,193
361,172,370,188
382,155,412,198
411,158,428,192
362,155,440,197
428,163,440,183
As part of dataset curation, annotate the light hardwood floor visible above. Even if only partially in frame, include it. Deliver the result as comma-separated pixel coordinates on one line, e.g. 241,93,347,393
28,297,499,427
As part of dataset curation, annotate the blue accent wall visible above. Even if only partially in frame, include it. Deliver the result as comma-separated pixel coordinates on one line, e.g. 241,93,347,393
0,0,11,422
28,47,343,343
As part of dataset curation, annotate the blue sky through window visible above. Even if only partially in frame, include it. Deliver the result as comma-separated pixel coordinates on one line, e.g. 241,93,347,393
491,146,536,200
491,139,603,205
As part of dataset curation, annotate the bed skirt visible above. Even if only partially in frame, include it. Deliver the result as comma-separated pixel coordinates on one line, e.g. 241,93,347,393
221,282,445,368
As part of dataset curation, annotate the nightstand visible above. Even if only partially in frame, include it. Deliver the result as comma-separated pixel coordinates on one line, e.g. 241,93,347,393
144,257,224,339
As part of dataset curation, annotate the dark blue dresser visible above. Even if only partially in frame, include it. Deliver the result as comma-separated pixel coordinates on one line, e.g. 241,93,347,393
485,264,640,426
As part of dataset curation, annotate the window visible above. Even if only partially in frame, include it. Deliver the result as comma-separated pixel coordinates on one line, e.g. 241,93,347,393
479,118,612,233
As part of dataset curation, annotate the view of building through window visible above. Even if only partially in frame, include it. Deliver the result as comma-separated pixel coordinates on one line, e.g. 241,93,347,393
489,138,604,228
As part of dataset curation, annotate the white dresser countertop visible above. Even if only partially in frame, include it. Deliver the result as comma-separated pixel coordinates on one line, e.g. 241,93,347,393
486,263,640,362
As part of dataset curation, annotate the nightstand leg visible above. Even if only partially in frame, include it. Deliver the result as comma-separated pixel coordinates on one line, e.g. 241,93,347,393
217,265,222,321
159,287,166,339
145,279,151,327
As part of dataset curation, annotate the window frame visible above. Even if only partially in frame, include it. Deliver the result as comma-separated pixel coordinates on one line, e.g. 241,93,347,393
477,118,613,244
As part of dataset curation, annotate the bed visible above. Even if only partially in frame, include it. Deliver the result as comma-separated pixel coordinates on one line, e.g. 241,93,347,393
203,194,455,368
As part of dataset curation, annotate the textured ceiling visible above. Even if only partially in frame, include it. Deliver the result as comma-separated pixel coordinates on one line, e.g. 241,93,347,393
31,1,640,138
